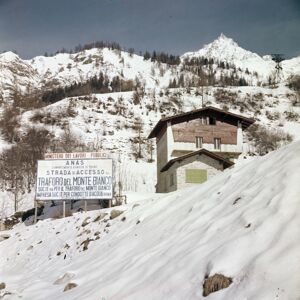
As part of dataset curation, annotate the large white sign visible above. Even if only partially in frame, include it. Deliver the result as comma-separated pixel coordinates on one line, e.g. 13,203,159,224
36,158,113,201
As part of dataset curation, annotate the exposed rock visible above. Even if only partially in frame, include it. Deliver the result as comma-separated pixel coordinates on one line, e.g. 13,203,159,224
81,217,91,227
81,238,94,251
0,234,10,242
54,272,75,285
203,273,232,297
93,213,107,222
64,243,70,249
233,197,241,205
63,282,78,292
132,203,140,209
110,210,123,220
0,282,6,290
1,217,19,230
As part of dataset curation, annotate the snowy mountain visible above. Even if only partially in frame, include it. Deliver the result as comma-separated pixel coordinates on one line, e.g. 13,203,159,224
0,51,40,99
0,48,172,101
1,140,300,299
0,34,300,101
181,33,300,81
27,48,173,90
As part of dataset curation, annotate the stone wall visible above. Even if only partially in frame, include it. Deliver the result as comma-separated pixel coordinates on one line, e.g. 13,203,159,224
162,154,225,192
156,128,169,193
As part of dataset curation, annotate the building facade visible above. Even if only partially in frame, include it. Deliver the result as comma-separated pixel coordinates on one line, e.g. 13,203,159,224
148,106,255,193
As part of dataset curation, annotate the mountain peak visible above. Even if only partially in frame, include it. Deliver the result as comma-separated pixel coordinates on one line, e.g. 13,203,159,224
181,33,264,68
211,33,239,48
0,51,20,62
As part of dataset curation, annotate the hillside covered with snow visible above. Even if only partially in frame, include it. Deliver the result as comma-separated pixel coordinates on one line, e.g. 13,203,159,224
0,34,299,218
1,140,300,299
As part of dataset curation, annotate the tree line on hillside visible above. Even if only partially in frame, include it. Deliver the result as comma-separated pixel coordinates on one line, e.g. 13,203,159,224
46,41,123,56
143,51,180,65
168,70,248,88
46,40,181,65
42,72,136,103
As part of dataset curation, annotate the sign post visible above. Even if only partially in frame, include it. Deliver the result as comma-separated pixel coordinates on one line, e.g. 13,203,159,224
36,152,113,217
34,199,37,224
63,201,66,218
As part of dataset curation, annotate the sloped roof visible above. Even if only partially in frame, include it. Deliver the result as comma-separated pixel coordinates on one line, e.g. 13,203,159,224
160,149,234,172
148,106,255,138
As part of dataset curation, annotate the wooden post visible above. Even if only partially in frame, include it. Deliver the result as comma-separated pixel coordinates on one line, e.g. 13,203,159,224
84,200,87,213
63,201,66,218
34,199,37,224
201,85,204,108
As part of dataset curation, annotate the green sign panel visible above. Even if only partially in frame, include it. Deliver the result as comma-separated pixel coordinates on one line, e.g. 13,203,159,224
185,169,207,183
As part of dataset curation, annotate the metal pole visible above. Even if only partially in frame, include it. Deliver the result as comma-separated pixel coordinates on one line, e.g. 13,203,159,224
84,200,87,213
34,199,37,224
63,201,66,218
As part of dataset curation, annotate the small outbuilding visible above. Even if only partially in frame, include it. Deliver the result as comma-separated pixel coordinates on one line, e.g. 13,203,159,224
160,149,233,193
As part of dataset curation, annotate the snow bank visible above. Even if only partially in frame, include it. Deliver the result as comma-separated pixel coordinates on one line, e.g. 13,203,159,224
1,140,300,299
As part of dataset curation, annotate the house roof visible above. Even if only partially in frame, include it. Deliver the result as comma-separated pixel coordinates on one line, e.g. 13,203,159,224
160,149,234,172
148,106,256,138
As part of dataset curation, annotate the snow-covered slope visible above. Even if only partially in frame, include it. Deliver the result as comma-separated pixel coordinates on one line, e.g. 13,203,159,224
282,56,300,79
0,83,297,217
0,51,40,99
1,140,300,299
0,48,176,101
27,48,173,90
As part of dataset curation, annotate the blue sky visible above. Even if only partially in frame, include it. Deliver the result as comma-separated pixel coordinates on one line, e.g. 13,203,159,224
0,0,299,58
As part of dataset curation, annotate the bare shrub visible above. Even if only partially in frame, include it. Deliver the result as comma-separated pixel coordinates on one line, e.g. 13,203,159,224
0,127,53,211
52,125,83,153
246,124,293,155
0,105,20,142
132,91,141,105
288,75,300,106
203,274,232,297
214,89,238,104
30,103,77,125
265,110,280,121
288,75,300,91
284,110,299,121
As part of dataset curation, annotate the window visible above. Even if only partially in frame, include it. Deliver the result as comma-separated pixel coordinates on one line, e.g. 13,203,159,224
209,117,216,125
214,138,221,150
185,169,207,183
195,136,203,148
200,117,207,125
170,173,174,186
